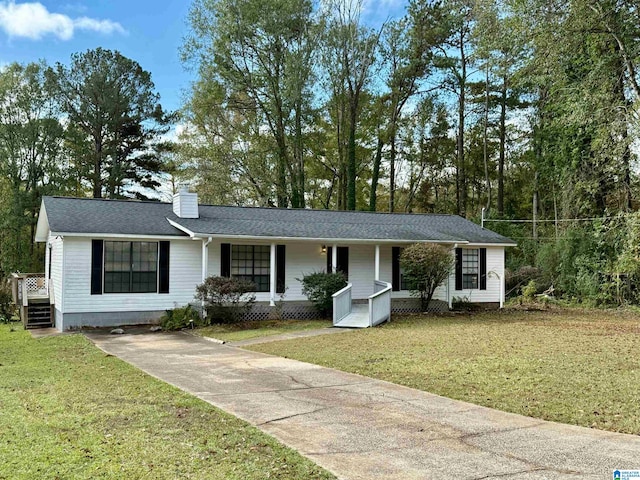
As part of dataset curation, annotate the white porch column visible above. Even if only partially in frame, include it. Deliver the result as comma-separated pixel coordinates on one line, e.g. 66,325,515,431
270,243,276,306
374,244,380,281
331,244,338,272
201,237,211,282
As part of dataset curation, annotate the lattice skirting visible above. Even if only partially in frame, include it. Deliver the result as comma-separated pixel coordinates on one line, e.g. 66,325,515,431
244,302,325,321
391,298,449,314
241,299,450,321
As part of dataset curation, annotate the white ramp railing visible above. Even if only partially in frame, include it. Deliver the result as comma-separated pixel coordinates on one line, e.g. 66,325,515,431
332,283,352,325
369,280,392,327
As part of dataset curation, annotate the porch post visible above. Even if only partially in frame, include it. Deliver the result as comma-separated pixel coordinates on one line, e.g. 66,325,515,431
202,237,211,283
374,244,380,281
270,243,276,306
331,244,338,273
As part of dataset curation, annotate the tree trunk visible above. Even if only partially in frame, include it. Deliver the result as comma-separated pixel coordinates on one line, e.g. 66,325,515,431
389,128,396,213
369,135,383,211
457,34,467,217
483,62,491,214
346,100,357,211
498,74,507,216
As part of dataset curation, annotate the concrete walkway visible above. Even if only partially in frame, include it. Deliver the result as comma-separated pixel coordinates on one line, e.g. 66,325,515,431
85,331,640,480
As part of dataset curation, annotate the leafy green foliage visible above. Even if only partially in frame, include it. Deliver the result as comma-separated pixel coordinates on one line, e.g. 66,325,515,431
400,243,453,310
521,280,537,300
0,279,15,322
160,304,203,331
299,271,347,316
47,48,170,199
195,276,257,324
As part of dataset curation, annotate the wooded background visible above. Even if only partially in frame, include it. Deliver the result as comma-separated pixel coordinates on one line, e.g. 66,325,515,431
2,0,639,304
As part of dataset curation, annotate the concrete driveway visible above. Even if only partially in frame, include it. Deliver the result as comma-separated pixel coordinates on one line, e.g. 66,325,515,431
85,331,640,480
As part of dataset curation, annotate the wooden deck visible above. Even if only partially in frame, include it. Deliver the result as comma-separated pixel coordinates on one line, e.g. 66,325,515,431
10,273,54,329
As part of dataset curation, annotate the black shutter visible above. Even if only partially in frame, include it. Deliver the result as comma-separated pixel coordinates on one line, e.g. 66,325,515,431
455,247,463,291
337,247,349,279
221,243,231,277
479,248,487,290
159,241,170,294
91,239,103,295
392,247,401,291
326,246,332,273
276,245,286,294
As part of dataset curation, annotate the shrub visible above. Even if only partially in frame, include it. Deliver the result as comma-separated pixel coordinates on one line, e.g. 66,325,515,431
160,304,203,331
521,280,537,301
0,279,15,323
299,271,347,316
400,243,454,310
195,276,256,324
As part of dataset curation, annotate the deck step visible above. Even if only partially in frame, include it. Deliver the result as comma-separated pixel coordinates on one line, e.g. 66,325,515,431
26,301,52,328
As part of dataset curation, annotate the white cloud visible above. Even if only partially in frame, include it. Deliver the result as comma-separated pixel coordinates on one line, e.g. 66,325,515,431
74,16,125,35
0,1,125,40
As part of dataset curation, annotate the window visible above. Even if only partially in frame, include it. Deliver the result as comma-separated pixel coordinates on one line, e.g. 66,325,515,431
231,245,270,292
462,248,479,289
399,247,412,290
104,241,158,293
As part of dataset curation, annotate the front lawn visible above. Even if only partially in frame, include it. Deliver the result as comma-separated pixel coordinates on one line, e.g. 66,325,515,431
198,319,331,342
249,309,640,434
0,324,333,480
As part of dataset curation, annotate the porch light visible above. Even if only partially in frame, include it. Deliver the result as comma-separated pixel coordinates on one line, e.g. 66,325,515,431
321,245,327,254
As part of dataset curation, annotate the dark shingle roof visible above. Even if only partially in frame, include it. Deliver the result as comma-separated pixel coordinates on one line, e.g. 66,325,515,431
41,196,515,245
43,196,185,237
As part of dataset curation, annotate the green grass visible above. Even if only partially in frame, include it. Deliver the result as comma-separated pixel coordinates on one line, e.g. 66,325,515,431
249,309,640,434
198,319,332,342
0,323,334,480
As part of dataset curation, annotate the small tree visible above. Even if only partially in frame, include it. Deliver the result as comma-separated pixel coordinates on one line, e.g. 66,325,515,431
299,271,347,316
195,276,256,323
400,243,454,311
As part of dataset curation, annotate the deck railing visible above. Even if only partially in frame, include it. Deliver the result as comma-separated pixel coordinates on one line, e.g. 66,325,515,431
332,283,353,325
12,273,47,304
368,280,392,327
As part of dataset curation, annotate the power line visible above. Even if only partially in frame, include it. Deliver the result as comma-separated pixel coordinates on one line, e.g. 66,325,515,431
483,217,609,224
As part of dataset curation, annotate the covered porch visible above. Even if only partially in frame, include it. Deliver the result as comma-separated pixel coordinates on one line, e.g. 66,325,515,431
197,239,415,328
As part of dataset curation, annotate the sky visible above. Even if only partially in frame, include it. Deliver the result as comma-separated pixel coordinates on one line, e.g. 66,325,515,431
0,0,407,114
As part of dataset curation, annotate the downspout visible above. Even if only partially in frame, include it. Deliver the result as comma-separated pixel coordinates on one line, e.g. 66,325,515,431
201,237,212,314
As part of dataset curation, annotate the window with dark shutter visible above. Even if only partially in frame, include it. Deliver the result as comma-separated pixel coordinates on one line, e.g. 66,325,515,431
455,248,463,291
392,247,401,291
91,239,103,295
220,243,231,277
159,241,170,294
479,248,487,290
276,245,286,294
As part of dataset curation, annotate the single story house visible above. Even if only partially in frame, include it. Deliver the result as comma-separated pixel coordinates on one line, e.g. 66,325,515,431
32,190,515,331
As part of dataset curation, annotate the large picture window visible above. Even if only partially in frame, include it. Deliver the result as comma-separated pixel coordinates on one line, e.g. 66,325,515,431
104,241,158,293
462,248,479,289
231,245,270,292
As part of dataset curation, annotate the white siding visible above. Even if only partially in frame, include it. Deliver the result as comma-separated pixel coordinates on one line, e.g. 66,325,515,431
57,236,506,315
449,246,504,303
62,237,201,313
49,235,64,311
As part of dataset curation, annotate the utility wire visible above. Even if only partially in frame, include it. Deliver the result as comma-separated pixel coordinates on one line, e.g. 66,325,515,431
483,217,609,223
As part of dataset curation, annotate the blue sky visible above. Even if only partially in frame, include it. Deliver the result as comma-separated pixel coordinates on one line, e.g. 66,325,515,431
0,0,406,113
